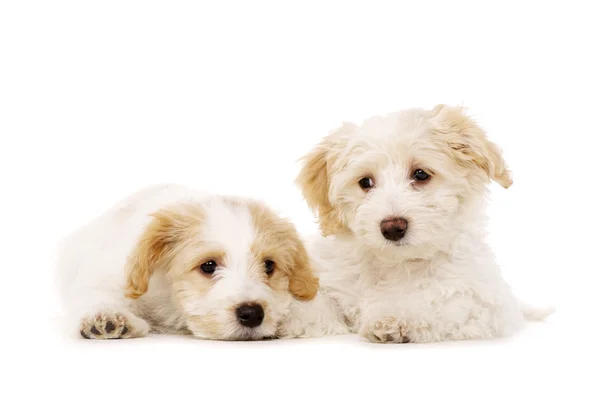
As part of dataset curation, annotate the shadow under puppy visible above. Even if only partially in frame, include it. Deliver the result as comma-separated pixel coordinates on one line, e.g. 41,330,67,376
283,104,554,343
56,184,318,340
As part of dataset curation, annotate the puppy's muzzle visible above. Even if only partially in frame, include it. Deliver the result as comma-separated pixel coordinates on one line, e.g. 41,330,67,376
235,303,264,328
380,217,408,241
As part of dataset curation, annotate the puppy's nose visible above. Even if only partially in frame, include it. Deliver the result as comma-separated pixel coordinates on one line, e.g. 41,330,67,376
380,217,408,241
235,304,264,328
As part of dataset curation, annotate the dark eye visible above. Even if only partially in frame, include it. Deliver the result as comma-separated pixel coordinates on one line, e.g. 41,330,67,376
413,169,430,181
199,260,218,274
264,259,275,275
358,177,375,191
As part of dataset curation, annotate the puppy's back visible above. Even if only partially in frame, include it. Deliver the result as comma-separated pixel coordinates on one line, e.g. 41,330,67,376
54,184,207,305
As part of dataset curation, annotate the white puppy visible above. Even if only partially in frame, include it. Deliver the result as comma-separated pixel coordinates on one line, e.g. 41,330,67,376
284,104,553,343
56,184,318,340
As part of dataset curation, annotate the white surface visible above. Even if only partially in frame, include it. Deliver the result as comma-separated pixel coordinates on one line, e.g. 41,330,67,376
1,1,598,398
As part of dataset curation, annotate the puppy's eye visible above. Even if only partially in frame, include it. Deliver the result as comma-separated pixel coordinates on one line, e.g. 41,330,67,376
413,169,430,181
199,260,218,274
264,259,275,275
358,177,375,191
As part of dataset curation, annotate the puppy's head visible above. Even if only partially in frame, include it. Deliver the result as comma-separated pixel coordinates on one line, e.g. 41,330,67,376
296,105,511,255
124,197,317,340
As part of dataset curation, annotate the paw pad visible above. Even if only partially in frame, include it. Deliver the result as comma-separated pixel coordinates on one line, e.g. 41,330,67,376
79,311,133,340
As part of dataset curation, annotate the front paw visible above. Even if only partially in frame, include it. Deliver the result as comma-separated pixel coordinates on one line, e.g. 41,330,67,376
79,310,148,340
360,316,410,343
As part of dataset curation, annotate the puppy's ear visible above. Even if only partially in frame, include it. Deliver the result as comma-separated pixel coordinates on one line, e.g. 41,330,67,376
287,236,319,300
125,207,196,299
429,104,512,188
295,123,355,235
246,199,320,300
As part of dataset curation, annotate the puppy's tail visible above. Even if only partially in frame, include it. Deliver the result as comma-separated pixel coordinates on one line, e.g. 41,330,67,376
520,301,555,321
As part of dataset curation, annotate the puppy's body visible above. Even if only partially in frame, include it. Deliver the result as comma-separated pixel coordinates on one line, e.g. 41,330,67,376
287,105,553,343
57,184,318,340
279,234,352,338
57,185,195,337
287,228,526,342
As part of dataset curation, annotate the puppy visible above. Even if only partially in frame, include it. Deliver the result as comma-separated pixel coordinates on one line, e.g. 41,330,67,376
56,184,318,340
288,104,553,343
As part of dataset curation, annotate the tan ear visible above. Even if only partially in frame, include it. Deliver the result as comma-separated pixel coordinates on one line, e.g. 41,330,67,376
125,208,193,299
429,104,512,188
245,198,320,301
287,241,319,300
295,123,355,235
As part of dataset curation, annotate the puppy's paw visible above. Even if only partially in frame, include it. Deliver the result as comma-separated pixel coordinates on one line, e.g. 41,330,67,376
360,316,410,343
79,310,149,340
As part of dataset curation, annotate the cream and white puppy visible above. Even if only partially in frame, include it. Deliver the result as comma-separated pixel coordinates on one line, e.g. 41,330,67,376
284,104,553,343
56,184,318,340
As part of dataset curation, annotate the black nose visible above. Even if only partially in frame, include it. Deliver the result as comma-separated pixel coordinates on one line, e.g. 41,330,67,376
236,304,264,328
380,217,408,241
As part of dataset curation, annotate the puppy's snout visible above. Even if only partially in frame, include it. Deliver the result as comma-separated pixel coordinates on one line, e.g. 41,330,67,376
380,217,408,241
235,303,264,328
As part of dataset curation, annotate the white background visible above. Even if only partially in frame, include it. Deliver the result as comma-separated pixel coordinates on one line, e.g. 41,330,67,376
1,1,598,398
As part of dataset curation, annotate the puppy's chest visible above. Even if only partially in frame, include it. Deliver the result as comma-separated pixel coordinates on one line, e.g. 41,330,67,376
359,260,436,294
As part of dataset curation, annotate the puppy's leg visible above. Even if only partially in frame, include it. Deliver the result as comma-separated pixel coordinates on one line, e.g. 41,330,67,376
68,289,150,340
358,287,523,343
278,291,351,338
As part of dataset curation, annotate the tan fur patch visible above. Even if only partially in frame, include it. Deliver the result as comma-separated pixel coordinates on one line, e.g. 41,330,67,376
246,199,319,300
124,204,205,299
429,104,513,188
295,123,356,235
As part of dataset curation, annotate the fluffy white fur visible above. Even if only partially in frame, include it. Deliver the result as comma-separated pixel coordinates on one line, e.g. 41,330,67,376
56,184,318,340
282,104,554,343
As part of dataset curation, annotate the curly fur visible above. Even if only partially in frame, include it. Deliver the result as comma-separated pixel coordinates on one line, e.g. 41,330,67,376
282,104,553,343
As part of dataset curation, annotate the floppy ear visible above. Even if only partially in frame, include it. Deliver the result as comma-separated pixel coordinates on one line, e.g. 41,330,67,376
287,238,319,300
125,209,192,299
295,123,355,235
245,198,320,300
429,104,512,188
